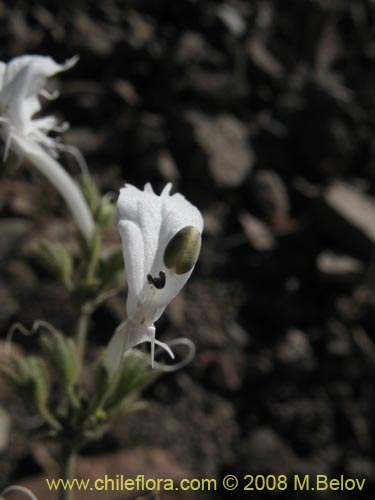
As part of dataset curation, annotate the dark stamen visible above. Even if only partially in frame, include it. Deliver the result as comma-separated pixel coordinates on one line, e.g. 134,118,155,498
147,271,166,289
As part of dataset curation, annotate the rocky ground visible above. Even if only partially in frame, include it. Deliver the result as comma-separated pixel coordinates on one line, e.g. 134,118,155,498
0,0,374,499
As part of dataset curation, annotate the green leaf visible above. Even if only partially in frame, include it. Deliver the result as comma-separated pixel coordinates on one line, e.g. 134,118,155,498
79,229,101,280
35,242,73,288
87,363,111,415
39,329,79,390
27,356,50,411
103,352,158,415
80,176,100,215
80,231,100,265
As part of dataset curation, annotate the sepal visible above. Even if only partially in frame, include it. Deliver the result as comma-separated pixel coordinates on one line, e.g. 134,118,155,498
80,176,100,216
35,242,73,289
39,328,79,393
100,351,158,416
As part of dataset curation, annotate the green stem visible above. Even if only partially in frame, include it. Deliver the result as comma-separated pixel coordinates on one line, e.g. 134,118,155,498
74,230,100,367
59,448,76,500
75,303,92,368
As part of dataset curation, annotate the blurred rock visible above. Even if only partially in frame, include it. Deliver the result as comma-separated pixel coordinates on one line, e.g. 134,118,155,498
314,181,375,262
183,281,244,349
187,112,254,187
64,127,106,155
203,349,246,392
268,389,336,453
113,79,140,106
215,4,247,37
157,150,180,181
275,329,316,372
352,327,375,365
326,321,351,358
6,7,42,53
237,427,305,476
249,169,290,224
317,251,364,285
315,21,342,73
325,181,375,243
33,5,65,41
247,38,285,80
126,9,155,49
185,69,247,105
73,12,114,55
238,211,276,251
202,203,228,238
175,31,224,66
63,80,104,110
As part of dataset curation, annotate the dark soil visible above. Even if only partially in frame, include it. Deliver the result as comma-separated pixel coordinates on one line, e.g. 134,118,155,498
0,0,374,499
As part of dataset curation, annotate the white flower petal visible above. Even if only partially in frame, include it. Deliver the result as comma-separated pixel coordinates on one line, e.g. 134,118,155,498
118,220,145,318
117,183,163,283
161,182,172,196
0,55,78,134
0,62,6,90
3,55,78,87
103,321,126,375
155,270,196,311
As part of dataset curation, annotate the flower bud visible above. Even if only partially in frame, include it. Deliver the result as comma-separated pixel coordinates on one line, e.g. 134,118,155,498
96,200,116,228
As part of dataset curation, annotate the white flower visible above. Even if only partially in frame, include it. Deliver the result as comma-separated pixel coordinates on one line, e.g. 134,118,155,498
0,54,77,158
0,55,94,236
105,183,203,371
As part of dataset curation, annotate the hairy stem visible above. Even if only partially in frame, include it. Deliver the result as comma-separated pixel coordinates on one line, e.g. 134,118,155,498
75,303,92,368
59,448,76,500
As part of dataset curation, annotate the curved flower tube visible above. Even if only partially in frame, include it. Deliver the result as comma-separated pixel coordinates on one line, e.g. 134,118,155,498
0,55,94,236
105,183,204,372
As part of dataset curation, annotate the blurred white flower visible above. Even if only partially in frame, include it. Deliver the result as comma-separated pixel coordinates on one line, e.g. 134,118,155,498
0,55,94,236
105,183,203,371
0,55,77,159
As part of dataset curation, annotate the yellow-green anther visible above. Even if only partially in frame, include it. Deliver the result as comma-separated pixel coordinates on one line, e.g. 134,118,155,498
163,226,202,274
